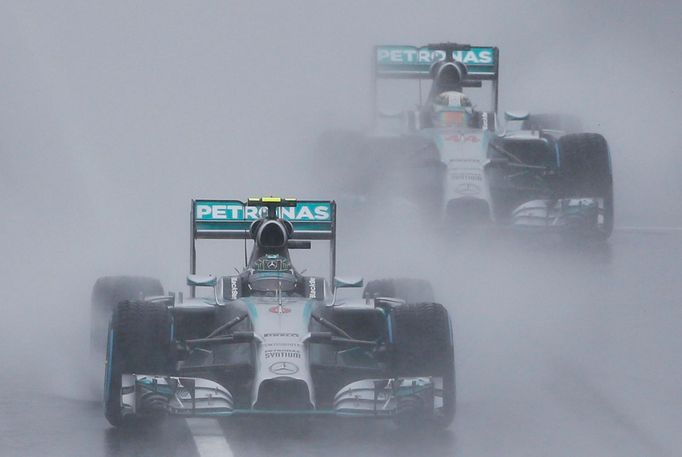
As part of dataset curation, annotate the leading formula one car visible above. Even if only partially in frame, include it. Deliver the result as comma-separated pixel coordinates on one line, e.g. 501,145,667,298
91,197,455,428
317,43,613,240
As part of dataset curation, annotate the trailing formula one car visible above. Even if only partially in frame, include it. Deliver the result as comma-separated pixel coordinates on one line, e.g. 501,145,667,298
92,197,455,428
317,43,613,239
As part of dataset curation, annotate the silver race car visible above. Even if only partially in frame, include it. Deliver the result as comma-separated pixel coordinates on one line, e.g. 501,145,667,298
318,43,613,240
91,197,455,428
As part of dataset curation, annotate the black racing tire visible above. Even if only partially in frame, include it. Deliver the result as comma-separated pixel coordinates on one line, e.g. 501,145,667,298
557,133,614,238
389,302,455,428
90,276,164,354
104,300,172,427
363,278,435,303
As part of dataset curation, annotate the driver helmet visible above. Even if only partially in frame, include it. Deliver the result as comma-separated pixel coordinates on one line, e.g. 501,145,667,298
430,91,474,128
253,253,292,273
248,255,298,296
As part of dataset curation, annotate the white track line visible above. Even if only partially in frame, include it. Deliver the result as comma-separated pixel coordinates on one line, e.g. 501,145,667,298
186,418,233,457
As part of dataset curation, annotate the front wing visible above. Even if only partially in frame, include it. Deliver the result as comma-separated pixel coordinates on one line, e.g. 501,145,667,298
117,374,439,419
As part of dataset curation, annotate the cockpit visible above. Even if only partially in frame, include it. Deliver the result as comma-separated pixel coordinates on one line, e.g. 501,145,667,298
246,271,302,297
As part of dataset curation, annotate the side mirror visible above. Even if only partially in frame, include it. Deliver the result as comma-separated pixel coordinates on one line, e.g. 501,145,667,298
187,275,217,287
334,276,364,288
504,111,530,122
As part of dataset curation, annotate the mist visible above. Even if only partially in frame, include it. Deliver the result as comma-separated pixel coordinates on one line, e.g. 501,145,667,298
1,1,681,456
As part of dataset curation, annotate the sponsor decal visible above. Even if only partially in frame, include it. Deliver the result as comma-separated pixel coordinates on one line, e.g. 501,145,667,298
449,158,481,163
264,342,301,347
455,183,481,195
376,46,495,66
481,112,489,130
268,305,292,314
230,276,239,300
269,361,299,375
450,173,483,182
264,349,302,359
444,134,481,143
264,332,299,338
195,202,331,222
308,277,317,299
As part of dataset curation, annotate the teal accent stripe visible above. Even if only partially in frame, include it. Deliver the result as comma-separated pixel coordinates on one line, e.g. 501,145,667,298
196,221,332,232
387,313,394,343
447,315,454,347
104,328,114,404
243,298,258,319
482,130,491,157
303,300,313,322
377,64,495,75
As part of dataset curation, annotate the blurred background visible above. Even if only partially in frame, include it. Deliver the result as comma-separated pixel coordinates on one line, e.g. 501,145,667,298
1,1,681,456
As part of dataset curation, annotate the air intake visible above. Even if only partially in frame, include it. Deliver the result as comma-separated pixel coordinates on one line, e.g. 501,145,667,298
254,378,313,410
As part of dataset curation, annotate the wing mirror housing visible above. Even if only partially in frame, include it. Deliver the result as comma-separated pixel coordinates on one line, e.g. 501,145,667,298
330,276,364,306
187,275,217,287
504,111,530,121
334,276,364,288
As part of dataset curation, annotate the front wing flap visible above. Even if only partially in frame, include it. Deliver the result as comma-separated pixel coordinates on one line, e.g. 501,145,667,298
117,374,437,418
120,374,234,418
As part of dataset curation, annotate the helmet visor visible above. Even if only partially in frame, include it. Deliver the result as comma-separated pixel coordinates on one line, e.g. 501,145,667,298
435,110,465,127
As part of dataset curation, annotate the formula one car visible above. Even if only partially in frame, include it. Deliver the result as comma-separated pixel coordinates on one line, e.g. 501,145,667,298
92,198,455,428
317,43,613,239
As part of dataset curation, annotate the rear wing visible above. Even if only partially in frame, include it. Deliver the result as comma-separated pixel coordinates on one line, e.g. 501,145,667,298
189,198,337,295
373,42,500,113
192,199,335,240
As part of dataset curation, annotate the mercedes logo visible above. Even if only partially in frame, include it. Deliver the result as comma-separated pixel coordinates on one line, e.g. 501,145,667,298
269,361,299,375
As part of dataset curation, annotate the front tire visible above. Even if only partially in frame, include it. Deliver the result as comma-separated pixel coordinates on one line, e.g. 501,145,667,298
557,133,614,239
389,302,455,428
104,300,172,427
91,276,164,356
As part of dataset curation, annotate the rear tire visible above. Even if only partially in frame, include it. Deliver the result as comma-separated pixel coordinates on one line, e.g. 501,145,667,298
389,302,455,428
557,133,614,239
363,278,435,303
104,300,172,427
